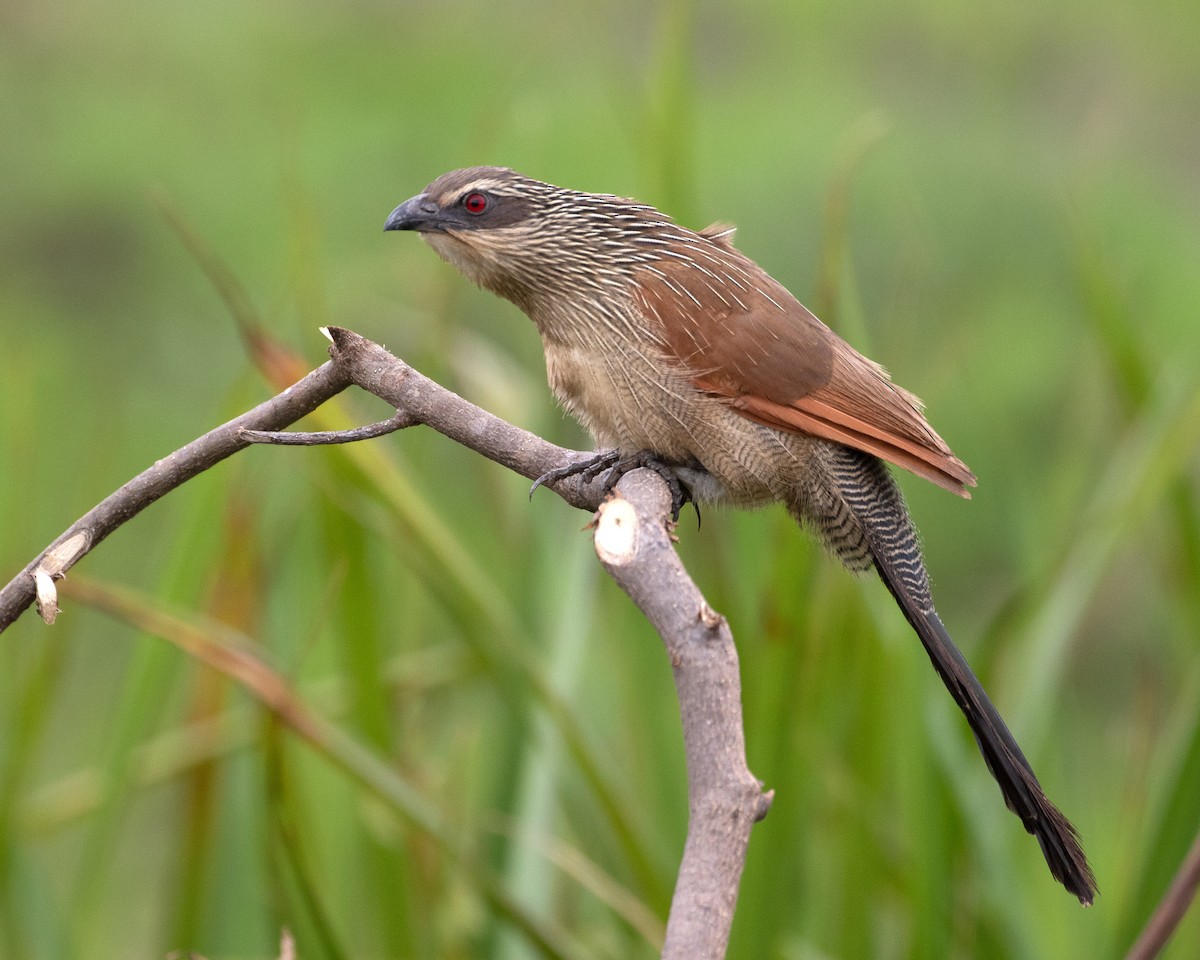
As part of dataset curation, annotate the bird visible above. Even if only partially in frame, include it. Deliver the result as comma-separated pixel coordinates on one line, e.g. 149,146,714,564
384,165,1096,904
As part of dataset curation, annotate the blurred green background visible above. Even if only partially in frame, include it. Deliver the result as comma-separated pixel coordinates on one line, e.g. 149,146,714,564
2,0,1199,957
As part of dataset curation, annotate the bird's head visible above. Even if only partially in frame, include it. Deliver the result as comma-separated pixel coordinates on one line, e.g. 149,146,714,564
385,166,673,308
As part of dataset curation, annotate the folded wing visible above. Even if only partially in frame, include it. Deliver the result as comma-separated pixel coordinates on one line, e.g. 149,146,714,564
634,228,977,497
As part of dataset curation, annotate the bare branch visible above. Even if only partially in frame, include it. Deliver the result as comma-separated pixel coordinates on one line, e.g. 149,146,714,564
594,470,773,960
0,361,352,632
4,326,771,957
0,327,607,634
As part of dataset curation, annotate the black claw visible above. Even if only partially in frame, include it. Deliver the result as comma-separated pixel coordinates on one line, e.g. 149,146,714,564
597,449,691,521
531,449,694,521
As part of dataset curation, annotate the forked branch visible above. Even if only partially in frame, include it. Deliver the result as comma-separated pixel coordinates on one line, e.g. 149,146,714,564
0,326,769,960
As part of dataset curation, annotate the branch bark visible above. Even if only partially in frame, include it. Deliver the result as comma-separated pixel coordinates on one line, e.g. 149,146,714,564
0,360,352,631
1,326,770,958
594,472,772,959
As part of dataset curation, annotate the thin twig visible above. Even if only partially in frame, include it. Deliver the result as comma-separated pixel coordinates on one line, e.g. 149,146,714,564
241,410,415,445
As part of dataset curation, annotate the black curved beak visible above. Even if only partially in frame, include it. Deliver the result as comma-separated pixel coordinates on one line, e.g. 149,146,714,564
384,194,442,232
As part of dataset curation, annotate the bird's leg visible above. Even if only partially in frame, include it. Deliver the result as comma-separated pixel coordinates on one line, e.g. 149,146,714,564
531,449,694,521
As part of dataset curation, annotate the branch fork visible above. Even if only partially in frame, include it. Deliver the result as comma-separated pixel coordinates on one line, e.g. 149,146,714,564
1,326,768,959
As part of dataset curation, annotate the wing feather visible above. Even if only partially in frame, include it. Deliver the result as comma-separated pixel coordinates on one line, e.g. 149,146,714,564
634,237,977,497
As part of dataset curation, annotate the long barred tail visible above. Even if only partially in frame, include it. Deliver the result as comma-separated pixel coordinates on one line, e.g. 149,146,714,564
796,445,1097,904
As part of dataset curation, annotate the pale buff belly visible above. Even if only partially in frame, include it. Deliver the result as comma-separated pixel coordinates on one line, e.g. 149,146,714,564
542,340,818,507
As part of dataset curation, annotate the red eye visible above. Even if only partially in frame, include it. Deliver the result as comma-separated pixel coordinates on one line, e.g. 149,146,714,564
463,192,489,214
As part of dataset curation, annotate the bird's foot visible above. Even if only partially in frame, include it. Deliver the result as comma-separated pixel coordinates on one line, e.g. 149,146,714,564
530,450,622,498
531,449,694,522
597,450,693,521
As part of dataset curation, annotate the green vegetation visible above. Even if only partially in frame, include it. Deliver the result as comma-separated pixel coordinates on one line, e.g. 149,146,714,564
3,0,1199,957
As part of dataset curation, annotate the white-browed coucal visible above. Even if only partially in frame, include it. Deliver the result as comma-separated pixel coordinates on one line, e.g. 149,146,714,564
385,166,1095,903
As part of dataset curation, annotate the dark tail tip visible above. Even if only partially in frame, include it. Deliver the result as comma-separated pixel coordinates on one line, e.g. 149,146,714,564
900,600,1098,903
1032,793,1098,905
927,609,1098,905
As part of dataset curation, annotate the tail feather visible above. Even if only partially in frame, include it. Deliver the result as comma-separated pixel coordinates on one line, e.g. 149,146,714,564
814,447,1097,904
877,574,1097,904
